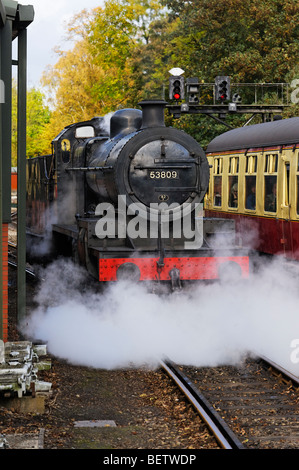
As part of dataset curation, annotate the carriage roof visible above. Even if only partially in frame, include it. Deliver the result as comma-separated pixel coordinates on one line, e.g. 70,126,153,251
206,116,299,153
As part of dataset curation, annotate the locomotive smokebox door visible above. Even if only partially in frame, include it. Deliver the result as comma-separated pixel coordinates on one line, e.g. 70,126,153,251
128,136,199,206
120,128,208,208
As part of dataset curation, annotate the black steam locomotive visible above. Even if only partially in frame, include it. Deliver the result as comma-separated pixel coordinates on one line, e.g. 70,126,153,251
26,100,249,289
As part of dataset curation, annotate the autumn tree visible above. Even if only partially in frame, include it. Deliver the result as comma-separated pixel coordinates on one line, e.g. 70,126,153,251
87,0,164,109
41,9,104,138
40,0,165,143
162,0,299,83
26,88,52,157
11,81,51,164
38,0,298,149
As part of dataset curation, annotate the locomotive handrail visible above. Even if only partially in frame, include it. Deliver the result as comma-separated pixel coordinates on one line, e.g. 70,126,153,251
134,165,194,169
65,166,113,172
43,157,55,180
154,187,198,191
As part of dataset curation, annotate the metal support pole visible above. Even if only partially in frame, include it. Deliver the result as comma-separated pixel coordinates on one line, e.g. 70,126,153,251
17,27,27,323
0,33,2,341
1,18,11,224
0,17,12,341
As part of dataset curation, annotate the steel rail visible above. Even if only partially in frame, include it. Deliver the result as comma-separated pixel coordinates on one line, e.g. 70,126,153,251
160,359,244,449
8,259,36,280
8,244,37,280
259,355,299,388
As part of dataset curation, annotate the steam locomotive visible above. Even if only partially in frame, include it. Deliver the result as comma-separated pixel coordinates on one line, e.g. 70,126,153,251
26,100,249,289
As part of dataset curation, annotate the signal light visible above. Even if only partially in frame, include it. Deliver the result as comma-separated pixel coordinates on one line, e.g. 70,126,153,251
232,93,242,103
174,86,181,100
169,76,185,101
215,75,230,103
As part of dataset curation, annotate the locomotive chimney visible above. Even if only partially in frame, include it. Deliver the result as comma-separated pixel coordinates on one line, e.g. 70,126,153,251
139,100,166,128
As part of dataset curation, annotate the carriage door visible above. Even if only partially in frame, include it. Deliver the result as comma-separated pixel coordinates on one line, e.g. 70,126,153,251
281,156,292,254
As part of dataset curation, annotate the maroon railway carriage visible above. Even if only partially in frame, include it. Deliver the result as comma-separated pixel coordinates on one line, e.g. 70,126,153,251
205,116,299,260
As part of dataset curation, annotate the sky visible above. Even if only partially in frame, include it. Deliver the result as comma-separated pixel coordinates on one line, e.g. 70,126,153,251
17,0,103,88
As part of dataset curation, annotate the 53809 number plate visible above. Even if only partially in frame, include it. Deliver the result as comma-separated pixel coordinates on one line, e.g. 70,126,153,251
149,170,179,179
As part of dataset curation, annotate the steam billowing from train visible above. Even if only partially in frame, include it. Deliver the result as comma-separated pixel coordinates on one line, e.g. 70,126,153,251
23,248,299,376
23,107,299,376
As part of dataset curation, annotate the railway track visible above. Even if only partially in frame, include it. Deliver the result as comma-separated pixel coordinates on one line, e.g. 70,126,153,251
161,358,298,449
8,242,37,281
161,359,244,449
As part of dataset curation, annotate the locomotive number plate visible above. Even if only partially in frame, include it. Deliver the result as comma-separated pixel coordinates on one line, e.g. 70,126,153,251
149,170,179,179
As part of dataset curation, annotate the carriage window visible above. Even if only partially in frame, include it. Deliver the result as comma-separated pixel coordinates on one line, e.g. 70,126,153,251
265,153,278,173
284,162,290,207
264,175,277,212
213,158,223,207
228,157,239,208
245,156,257,210
297,175,299,215
229,177,238,207
264,154,278,213
229,156,239,174
245,176,256,210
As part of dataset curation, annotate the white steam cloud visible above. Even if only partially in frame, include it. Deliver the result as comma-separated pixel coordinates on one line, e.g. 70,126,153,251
22,256,299,375
101,111,114,135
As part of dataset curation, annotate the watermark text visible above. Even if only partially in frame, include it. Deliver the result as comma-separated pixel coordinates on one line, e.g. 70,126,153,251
290,339,299,364
94,196,203,249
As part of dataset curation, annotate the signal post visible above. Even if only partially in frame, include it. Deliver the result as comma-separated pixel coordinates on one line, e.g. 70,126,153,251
167,72,288,127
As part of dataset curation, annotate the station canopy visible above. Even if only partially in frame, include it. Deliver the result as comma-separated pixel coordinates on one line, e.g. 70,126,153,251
0,0,34,37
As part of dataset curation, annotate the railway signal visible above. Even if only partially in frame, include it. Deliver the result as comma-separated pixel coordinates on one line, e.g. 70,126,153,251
186,78,200,104
169,75,185,101
232,92,242,103
215,76,230,102
167,74,287,126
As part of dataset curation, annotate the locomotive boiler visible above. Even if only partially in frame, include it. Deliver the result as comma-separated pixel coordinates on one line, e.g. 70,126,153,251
26,100,249,289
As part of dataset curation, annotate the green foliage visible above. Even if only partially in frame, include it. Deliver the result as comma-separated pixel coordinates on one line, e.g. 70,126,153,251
26,88,51,157
87,0,164,110
162,0,299,83
11,81,51,165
